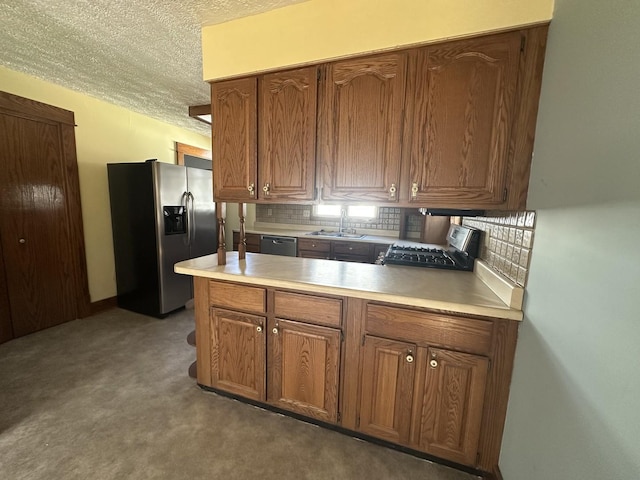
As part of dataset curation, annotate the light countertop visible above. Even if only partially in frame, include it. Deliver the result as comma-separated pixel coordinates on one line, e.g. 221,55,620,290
175,252,523,321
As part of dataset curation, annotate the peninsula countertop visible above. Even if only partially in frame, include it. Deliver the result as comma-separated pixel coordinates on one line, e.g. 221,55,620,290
175,252,523,321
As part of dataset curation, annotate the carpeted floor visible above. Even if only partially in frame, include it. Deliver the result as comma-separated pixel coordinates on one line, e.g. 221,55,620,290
0,307,479,480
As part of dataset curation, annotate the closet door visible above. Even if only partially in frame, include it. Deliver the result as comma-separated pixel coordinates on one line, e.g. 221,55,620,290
0,91,90,339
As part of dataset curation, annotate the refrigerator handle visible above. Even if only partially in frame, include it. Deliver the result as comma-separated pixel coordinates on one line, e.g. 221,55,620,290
182,191,190,246
188,192,195,245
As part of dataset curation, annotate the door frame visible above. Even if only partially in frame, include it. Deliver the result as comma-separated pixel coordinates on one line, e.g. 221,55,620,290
0,91,91,324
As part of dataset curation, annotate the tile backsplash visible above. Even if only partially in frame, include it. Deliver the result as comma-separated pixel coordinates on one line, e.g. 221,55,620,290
255,204,402,232
463,211,536,287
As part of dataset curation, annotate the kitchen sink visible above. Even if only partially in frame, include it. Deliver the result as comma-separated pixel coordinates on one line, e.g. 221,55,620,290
306,230,366,239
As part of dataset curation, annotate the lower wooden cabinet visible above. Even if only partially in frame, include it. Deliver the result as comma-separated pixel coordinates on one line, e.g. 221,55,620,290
267,318,341,423
211,307,266,401
411,347,489,466
358,336,416,444
197,279,518,475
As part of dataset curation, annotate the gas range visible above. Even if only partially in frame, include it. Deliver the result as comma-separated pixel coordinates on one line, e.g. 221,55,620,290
383,225,481,271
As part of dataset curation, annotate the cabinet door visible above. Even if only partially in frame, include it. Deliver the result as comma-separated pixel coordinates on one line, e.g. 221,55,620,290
407,32,521,207
211,308,266,401
319,53,406,202
358,336,416,444
267,319,341,423
212,77,257,201
411,347,489,466
259,67,317,201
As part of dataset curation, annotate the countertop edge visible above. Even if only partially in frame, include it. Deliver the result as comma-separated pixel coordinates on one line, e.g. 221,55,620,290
175,256,524,322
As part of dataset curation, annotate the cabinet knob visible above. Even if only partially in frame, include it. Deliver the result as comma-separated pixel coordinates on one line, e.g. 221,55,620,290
272,327,279,335
263,183,270,195
248,183,255,196
348,246,353,251
19,238,26,244
411,182,419,199
389,183,397,199
406,354,414,363
256,325,263,333
429,359,438,368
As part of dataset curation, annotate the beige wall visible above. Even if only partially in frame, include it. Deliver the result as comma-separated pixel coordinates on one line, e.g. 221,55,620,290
202,0,553,81
500,0,640,478
0,66,211,302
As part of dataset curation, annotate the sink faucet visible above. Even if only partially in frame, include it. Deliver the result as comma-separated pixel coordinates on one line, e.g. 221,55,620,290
339,208,347,233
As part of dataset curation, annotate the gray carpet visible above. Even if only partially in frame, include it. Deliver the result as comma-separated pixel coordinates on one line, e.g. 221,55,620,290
0,307,479,480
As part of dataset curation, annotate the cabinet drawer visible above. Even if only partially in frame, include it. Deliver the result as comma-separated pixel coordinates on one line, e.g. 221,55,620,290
366,304,493,355
209,280,266,314
274,291,342,327
298,238,331,254
333,241,373,256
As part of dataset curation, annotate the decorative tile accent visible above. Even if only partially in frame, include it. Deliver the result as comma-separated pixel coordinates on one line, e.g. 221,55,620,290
463,210,536,287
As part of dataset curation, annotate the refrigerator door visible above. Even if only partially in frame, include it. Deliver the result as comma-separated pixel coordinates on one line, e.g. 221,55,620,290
186,167,218,259
153,162,192,314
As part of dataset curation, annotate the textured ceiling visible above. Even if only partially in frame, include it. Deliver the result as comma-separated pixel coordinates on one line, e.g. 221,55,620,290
0,0,305,136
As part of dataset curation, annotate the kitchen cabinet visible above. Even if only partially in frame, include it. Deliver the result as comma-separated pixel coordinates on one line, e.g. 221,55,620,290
318,53,406,203
297,238,331,259
298,238,379,263
358,335,416,444
356,304,493,467
189,266,520,476
210,27,547,210
259,67,318,201
212,68,318,203
405,31,522,207
268,291,342,423
411,347,489,466
332,240,374,263
208,281,266,401
207,280,343,423
212,77,257,201
232,231,260,253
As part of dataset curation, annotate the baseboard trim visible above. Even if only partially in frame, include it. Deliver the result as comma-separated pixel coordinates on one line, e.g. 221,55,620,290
486,465,504,480
89,296,117,315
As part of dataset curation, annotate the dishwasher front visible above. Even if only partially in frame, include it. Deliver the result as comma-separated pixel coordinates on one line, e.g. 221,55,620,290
259,235,298,257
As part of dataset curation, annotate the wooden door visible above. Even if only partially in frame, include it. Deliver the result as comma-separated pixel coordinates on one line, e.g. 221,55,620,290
267,318,341,423
0,242,12,343
407,32,521,207
358,335,415,444
319,53,406,202
259,67,317,201
0,92,90,340
211,308,266,401
211,77,257,201
411,347,489,466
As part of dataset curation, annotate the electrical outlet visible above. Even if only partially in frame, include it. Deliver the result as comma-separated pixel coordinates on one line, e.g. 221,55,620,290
303,210,310,218
267,208,272,216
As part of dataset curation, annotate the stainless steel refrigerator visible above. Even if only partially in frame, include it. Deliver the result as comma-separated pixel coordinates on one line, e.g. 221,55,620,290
107,160,217,317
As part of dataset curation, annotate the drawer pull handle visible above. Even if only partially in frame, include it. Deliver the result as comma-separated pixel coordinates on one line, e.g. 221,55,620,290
429,359,438,368
256,325,263,333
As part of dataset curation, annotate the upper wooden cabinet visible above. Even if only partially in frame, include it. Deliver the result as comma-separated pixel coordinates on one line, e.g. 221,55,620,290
318,53,406,203
212,68,318,202
405,31,521,207
210,27,547,209
259,67,318,201
212,77,257,201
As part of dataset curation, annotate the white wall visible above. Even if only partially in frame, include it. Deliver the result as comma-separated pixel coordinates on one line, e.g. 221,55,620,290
500,0,640,478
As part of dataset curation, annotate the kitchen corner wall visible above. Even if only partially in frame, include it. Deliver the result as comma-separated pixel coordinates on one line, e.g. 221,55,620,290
0,66,211,302
463,211,537,287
